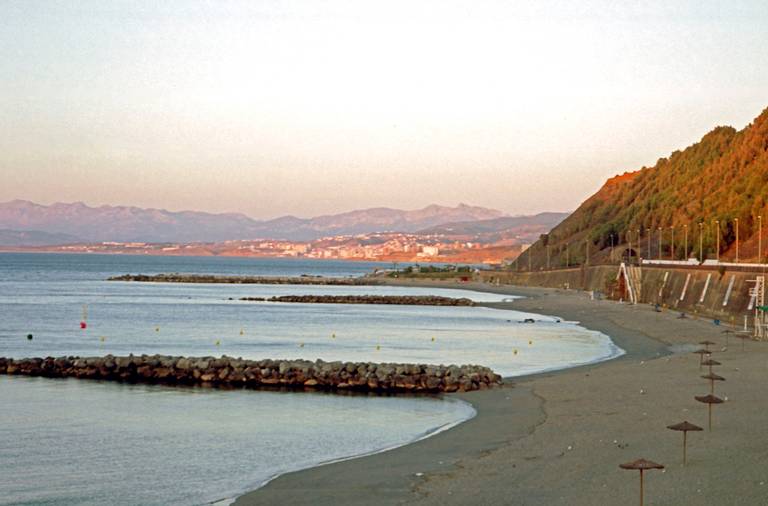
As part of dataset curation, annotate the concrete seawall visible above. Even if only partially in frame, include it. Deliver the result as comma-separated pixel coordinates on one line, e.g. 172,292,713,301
0,355,502,393
481,265,763,324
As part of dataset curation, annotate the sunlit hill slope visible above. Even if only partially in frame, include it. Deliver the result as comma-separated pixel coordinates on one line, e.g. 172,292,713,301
520,106,768,269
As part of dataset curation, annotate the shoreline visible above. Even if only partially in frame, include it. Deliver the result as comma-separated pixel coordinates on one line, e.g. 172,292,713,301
233,281,685,505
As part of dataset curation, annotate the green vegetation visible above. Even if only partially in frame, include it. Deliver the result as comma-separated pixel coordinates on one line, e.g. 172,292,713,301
387,264,475,279
517,106,768,270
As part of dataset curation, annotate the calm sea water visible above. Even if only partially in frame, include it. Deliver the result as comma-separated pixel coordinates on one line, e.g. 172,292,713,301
0,253,623,505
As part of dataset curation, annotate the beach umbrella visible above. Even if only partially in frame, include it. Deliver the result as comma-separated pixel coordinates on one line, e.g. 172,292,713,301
692,349,711,369
701,373,725,394
695,394,724,431
666,421,703,465
699,340,715,352
735,332,751,351
701,358,721,376
619,458,665,506
721,329,733,346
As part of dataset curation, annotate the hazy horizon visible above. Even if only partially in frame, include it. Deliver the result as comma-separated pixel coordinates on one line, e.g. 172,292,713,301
2,1,768,219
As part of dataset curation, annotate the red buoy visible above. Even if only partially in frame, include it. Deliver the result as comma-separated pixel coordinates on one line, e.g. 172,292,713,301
80,321,87,329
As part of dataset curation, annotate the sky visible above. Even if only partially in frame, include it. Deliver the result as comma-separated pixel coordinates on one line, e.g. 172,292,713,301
1,1,768,219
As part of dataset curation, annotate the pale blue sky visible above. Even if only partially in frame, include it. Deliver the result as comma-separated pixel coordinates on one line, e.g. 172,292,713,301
1,1,767,218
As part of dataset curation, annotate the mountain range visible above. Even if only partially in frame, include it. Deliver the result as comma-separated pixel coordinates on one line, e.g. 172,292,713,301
0,200,525,244
522,105,768,268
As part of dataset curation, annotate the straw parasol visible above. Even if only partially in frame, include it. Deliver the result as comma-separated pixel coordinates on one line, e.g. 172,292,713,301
699,340,715,351
667,421,703,465
695,394,724,431
619,458,665,506
721,329,733,346
692,349,711,369
735,332,751,351
701,372,725,394
701,358,721,376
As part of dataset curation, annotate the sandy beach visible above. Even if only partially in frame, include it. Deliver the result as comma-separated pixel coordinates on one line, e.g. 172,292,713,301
234,281,768,505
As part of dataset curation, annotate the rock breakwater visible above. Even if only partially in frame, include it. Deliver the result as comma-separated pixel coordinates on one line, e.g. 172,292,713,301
108,274,378,285
238,295,475,306
0,355,502,393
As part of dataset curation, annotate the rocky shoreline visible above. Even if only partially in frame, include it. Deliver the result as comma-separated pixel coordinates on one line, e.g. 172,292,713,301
237,295,475,306
0,355,502,393
108,273,378,285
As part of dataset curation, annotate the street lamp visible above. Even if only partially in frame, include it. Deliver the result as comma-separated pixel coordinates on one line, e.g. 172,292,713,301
699,222,704,262
715,220,720,263
759,215,763,265
670,226,675,260
658,226,662,260
684,224,688,260
610,233,615,262
637,229,641,260
735,218,739,263
647,228,651,261
547,244,550,270
627,231,632,265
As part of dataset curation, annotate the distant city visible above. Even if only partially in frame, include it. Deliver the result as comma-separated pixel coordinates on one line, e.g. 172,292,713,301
6,231,526,265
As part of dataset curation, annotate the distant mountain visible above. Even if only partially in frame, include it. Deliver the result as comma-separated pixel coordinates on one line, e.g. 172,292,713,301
522,105,768,268
267,204,506,240
0,200,505,243
0,229,81,246
418,212,568,235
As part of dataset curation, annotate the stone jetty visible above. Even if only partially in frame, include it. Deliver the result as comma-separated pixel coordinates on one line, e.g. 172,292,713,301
238,295,475,306
108,273,378,285
0,355,502,393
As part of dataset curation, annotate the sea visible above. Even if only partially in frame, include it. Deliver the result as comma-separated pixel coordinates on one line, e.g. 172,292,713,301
0,253,624,505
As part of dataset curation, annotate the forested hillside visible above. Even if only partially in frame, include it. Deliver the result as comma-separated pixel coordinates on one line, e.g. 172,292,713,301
519,107,768,269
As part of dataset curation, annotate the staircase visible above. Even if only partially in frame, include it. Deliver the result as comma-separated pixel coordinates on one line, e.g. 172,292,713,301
618,263,643,304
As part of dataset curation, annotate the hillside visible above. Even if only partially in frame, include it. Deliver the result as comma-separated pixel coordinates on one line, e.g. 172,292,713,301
519,106,768,269
0,229,81,247
0,201,504,243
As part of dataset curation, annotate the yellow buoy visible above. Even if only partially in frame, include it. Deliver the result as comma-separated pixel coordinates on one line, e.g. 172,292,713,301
528,340,533,345
513,349,518,355
431,337,436,342
215,339,221,346
99,336,106,342
376,344,381,351
299,342,304,348
332,333,336,339
239,328,244,336
155,327,160,332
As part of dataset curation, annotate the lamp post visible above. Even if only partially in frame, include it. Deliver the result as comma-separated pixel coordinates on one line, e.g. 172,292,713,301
647,228,651,261
637,229,641,260
627,231,632,265
658,227,662,260
735,218,739,263
759,215,763,265
585,239,589,266
684,224,688,260
610,233,615,262
671,226,675,260
699,222,704,262
547,244,550,270
715,220,720,263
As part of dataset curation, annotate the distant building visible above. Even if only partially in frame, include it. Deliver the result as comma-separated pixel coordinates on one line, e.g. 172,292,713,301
421,246,439,256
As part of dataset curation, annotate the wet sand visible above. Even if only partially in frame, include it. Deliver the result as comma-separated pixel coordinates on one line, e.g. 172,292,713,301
234,282,768,505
